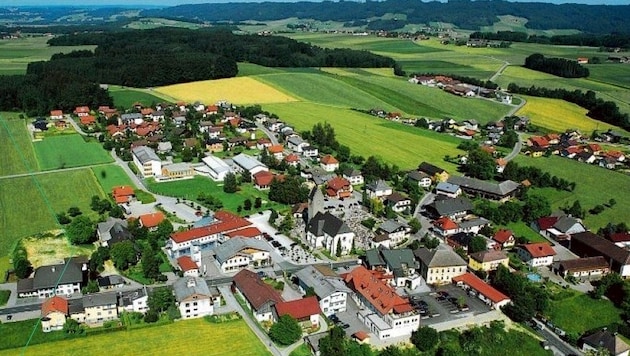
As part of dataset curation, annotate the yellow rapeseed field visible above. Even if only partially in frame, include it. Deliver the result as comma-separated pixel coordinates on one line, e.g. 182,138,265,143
516,95,626,134
155,77,297,105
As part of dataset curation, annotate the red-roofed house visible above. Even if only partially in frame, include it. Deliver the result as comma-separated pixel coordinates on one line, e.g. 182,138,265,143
274,296,321,327
233,269,283,322
50,110,64,120
493,229,515,249
112,185,135,204
320,155,339,172
533,216,560,232
80,115,96,126
206,105,219,115
225,227,263,239
74,106,90,117
453,273,511,310
609,232,630,248
177,256,200,277
266,145,284,160
167,211,252,257
517,243,556,267
139,212,165,231
284,153,300,167
344,266,418,340
587,143,602,155
253,171,275,190
607,150,626,162
544,133,560,145
432,217,459,237
141,108,153,116
326,177,353,199
41,296,69,332
528,136,549,148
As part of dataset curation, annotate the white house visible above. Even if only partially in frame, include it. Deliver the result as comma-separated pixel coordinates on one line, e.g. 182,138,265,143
213,237,272,273
177,255,200,277
294,265,351,316
342,168,364,185
173,277,214,319
365,179,392,199
41,296,68,332
132,146,162,178
119,287,149,314
385,192,412,213
376,220,410,246
435,182,461,198
320,155,339,172
302,146,319,158
17,259,85,299
407,171,432,189
287,136,309,152
517,243,556,267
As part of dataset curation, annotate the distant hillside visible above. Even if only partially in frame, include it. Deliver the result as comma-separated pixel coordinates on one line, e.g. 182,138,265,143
142,0,630,34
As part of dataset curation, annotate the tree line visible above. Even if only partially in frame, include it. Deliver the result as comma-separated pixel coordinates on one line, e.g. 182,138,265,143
507,83,630,131
470,31,630,49
524,53,589,78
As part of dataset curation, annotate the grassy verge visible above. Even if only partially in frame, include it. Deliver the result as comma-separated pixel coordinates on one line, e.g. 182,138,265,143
134,190,156,204
91,165,136,193
289,343,311,356
0,290,10,306
546,293,622,335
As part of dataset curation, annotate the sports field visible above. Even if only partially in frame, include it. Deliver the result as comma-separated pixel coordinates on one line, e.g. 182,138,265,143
91,165,137,193
155,77,298,105
0,114,39,176
514,155,630,229
516,96,625,134
0,169,104,257
263,102,463,171
0,37,96,76
0,318,270,356
33,134,113,170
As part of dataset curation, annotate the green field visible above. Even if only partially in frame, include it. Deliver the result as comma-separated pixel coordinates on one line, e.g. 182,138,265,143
33,134,113,170
514,155,630,229
0,169,104,256
0,318,270,356
0,114,38,176
263,102,463,171
108,86,173,108
91,165,136,193
546,293,622,335
146,176,285,214
0,37,95,75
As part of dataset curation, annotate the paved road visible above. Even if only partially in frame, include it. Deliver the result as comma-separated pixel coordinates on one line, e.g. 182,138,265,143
66,116,89,136
504,132,524,162
413,192,436,239
257,123,279,145
490,60,510,82
534,317,583,356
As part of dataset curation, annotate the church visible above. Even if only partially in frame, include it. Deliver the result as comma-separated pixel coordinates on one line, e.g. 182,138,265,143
305,188,355,256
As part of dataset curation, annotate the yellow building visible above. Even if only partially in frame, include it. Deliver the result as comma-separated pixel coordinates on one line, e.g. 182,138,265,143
160,163,195,181
468,250,509,272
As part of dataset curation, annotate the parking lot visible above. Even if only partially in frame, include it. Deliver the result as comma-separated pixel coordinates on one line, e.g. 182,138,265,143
408,284,493,326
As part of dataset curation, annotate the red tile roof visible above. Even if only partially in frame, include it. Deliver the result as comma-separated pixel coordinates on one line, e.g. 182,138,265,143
80,115,96,125
544,133,560,141
170,211,251,243
50,110,63,117
529,136,549,148
284,153,299,163
206,105,219,113
141,108,153,115
353,331,370,341
493,229,513,244
253,171,275,187
225,227,262,239
588,143,602,152
267,145,284,154
433,217,459,231
233,269,282,311
607,150,625,159
42,296,69,316
343,266,413,316
139,212,165,228
521,243,556,258
177,256,198,272
536,216,559,230
112,185,134,197
228,118,240,127
107,124,126,136
480,145,496,154
74,106,90,114
274,296,321,321
609,232,630,243
327,177,351,191
320,155,338,165
452,273,510,304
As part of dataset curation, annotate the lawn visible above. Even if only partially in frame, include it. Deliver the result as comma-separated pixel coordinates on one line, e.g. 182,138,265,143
0,114,38,176
146,176,285,214
237,62,285,76
0,290,9,307
546,293,622,335
263,101,464,171
0,37,95,75
0,318,270,356
503,221,547,243
91,165,136,193
0,169,104,257
516,95,626,134
155,77,298,105
33,134,113,170
108,87,171,108
514,155,630,229
289,343,311,356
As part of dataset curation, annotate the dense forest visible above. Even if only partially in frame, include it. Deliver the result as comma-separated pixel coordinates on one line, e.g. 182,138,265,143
143,0,630,34
0,28,397,115
523,54,589,78
507,83,630,131
470,31,630,48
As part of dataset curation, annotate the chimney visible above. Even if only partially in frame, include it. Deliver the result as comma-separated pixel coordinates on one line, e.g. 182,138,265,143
51,266,56,273
187,278,196,288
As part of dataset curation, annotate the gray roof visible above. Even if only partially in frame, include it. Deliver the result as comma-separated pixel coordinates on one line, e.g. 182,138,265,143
157,142,172,152
365,249,386,267
407,170,430,181
83,293,118,308
447,176,519,197
427,196,473,216
553,215,582,233
232,153,266,172
458,217,489,229
582,330,630,355
119,287,148,306
307,212,353,237
214,237,270,265
163,162,192,173
173,276,211,302
33,260,84,290
132,146,160,164
366,179,391,192
436,182,460,194
377,220,407,234
418,162,446,176
287,136,304,146
342,168,362,178
121,113,142,121
294,265,351,300
380,248,419,270
97,274,125,287
414,247,467,268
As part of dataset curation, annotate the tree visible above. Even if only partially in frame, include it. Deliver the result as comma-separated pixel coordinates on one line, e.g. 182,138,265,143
63,318,83,335
142,247,162,280
254,197,262,209
411,326,439,351
567,200,585,219
82,279,99,294
468,235,488,253
148,286,176,313
269,314,302,346
110,241,137,270
243,198,252,211
14,257,32,279
223,173,238,193
89,246,110,273
319,327,347,356
305,286,316,297
408,217,421,234
269,209,279,225
56,212,71,225
67,206,82,217
279,213,294,234
268,176,309,205
66,216,95,244
90,195,112,214
153,219,174,243
523,193,552,222
466,148,496,180
144,310,159,323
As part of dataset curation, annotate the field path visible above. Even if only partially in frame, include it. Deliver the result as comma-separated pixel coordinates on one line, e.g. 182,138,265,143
490,60,510,82
0,162,111,180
